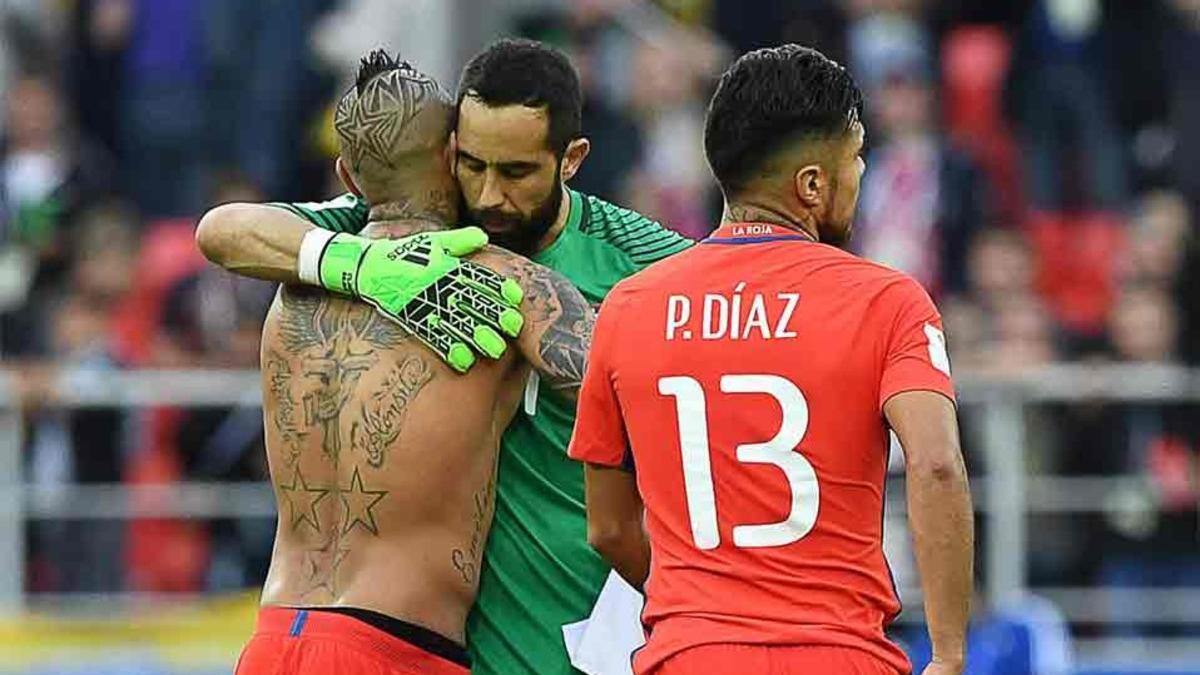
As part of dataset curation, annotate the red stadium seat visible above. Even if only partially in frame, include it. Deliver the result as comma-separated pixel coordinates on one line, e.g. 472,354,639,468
942,26,1024,221
1024,211,1127,336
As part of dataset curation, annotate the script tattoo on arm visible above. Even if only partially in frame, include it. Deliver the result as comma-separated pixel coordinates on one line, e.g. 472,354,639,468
504,258,594,391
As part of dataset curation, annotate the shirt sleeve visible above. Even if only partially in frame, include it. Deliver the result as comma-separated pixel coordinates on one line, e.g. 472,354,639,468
267,193,370,234
568,291,631,467
878,278,957,410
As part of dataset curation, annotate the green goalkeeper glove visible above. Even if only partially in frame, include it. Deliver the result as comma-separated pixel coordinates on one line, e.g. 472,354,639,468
299,226,524,373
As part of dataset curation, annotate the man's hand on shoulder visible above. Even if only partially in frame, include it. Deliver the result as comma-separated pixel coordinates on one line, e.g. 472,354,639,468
300,227,526,373
198,195,530,372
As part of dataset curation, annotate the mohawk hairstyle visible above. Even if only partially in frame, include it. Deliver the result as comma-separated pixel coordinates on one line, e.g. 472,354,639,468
355,50,410,95
335,49,451,174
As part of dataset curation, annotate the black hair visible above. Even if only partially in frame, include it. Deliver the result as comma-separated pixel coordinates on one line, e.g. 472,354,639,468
355,49,413,94
704,44,864,195
456,38,582,154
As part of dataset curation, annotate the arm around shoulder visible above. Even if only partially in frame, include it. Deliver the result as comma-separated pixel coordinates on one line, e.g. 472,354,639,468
195,202,314,283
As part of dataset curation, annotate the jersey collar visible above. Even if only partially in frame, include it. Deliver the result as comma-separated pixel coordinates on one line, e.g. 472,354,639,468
534,186,582,263
703,222,817,245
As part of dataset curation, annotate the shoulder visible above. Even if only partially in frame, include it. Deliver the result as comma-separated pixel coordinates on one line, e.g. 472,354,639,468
471,245,580,307
814,245,917,287
792,246,936,319
469,245,547,287
848,258,937,320
574,191,694,265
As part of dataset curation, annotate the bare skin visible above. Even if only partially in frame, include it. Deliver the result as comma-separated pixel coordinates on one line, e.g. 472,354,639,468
259,221,593,645
247,54,596,648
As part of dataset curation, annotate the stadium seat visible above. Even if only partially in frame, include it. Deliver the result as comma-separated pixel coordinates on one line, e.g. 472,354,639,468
1023,211,1126,337
941,25,1024,221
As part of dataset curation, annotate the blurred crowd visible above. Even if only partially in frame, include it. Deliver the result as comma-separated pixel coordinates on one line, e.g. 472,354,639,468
1,0,1198,644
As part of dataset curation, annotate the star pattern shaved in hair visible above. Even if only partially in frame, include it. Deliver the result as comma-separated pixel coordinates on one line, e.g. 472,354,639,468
335,67,446,172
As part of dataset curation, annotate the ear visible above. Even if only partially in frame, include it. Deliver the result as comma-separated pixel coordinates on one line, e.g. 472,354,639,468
447,131,460,172
560,137,591,182
336,157,363,198
793,163,825,209
443,134,455,170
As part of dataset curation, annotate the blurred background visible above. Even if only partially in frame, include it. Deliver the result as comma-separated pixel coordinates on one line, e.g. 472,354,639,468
0,0,1198,673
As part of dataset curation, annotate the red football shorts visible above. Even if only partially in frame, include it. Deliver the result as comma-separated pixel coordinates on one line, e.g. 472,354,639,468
235,607,469,675
646,643,908,675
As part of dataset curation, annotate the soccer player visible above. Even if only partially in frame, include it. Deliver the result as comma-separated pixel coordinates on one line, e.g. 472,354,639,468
199,40,692,673
235,55,594,674
568,46,973,675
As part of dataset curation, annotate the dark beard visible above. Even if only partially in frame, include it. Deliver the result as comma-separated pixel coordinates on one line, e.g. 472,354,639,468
468,179,563,256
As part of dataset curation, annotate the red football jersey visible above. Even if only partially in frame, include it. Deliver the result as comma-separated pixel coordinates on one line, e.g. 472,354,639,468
568,222,956,674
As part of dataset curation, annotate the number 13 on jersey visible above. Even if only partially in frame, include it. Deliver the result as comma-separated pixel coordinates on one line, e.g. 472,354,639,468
658,374,820,551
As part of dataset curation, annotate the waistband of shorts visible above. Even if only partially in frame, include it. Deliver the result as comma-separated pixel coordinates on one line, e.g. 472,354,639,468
254,606,470,670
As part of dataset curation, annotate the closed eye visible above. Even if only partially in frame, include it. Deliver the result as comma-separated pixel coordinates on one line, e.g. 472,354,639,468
499,165,536,179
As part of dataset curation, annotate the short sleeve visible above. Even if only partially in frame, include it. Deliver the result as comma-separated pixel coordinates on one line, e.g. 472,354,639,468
267,193,370,234
567,292,631,467
879,279,956,410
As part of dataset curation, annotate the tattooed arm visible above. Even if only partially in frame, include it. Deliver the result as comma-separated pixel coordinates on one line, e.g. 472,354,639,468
492,254,594,394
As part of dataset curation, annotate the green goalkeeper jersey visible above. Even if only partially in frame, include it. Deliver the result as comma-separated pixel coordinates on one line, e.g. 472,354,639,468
276,187,693,673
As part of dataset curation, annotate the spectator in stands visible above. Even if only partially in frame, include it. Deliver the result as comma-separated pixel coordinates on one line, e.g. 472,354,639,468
1165,0,1200,207
65,0,130,158
117,0,209,217
0,73,114,356
1008,0,1127,211
0,1,49,129
966,227,1035,308
622,40,713,237
954,228,1059,373
24,206,136,593
164,269,272,591
206,0,335,201
987,294,1057,373
1056,285,1199,636
851,33,990,296
1120,191,1189,289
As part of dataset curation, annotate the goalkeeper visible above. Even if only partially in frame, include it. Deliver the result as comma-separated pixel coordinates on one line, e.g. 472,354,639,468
199,41,693,674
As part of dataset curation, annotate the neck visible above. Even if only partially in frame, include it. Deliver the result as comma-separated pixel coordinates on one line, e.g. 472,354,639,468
367,182,459,225
534,182,571,254
722,201,819,242
364,194,457,240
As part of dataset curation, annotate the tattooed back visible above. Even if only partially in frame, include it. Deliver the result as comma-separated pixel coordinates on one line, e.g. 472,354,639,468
257,240,593,647
258,279,527,645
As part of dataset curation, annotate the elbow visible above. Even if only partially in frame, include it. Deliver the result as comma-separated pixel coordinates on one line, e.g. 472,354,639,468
909,456,967,486
195,203,245,265
587,521,629,561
